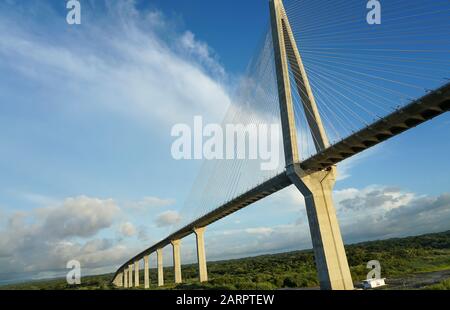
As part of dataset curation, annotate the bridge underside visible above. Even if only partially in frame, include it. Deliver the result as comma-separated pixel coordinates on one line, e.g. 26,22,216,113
301,83,450,172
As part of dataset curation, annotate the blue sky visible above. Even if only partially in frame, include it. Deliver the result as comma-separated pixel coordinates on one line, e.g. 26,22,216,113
0,0,449,284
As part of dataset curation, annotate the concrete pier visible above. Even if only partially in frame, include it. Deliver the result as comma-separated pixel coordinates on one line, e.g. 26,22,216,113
194,227,208,282
128,264,133,288
171,240,182,284
289,167,354,290
134,260,140,287
119,271,124,287
113,271,123,287
157,248,164,287
144,255,150,289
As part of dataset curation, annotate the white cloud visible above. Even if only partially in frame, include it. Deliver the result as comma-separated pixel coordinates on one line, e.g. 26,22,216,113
0,0,231,130
119,222,137,237
245,227,274,236
40,196,119,239
125,196,175,211
137,226,150,242
178,31,225,79
335,185,416,213
0,196,126,277
155,210,181,227
335,187,450,243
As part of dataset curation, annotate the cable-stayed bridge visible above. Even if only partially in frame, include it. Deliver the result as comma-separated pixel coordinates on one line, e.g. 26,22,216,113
113,0,450,290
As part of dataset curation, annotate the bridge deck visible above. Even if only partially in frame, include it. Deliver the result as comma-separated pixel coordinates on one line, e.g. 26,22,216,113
301,83,450,172
114,172,292,275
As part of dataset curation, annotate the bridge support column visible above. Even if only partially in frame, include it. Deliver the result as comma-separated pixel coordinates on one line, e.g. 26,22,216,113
144,255,150,289
171,240,182,284
288,166,354,290
124,268,128,288
194,227,208,282
128,264,133,288
134,260,140,287
118,271,124,287
113,271,123,287
157,248,164,287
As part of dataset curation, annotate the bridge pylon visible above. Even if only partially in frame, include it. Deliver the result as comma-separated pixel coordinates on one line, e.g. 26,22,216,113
269,0,354,290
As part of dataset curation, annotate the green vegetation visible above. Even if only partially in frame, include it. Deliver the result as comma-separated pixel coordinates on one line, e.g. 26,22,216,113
2,230,450,290
0,274,114,290
424,279,450,290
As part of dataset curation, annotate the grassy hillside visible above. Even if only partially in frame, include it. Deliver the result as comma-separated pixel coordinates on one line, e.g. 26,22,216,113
2,230,450,290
